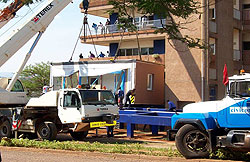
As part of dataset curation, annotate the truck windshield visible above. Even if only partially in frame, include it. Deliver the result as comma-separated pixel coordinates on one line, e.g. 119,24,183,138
79,90,115,105
230,81,250,97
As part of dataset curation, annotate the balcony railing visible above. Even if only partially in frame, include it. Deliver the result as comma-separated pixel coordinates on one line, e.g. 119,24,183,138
209,21,217,33
87,19,166,36
233,9,241,20
233,49,241,61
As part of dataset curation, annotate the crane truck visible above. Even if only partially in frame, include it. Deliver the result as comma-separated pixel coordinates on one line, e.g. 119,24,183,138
0,0,119,140
170,73,250,158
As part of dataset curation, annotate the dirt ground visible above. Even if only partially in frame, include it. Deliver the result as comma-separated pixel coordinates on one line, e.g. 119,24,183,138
57,127,176,149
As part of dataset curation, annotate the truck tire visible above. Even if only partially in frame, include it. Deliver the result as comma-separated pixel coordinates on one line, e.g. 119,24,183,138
0,120,12,138
175,124,210,159
37,122,57,140
70,131,88,141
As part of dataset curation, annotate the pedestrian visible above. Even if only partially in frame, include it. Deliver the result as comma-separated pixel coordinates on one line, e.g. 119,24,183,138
98,22,105,34
42,84,52,94
105,19,111,33
107,51,111,57
141,15,147,29
92,23,98,34
79,53,83,59
124,88,136,108
89,51,95,58
167,100,176,111
117,87,124,109
98,52,105,58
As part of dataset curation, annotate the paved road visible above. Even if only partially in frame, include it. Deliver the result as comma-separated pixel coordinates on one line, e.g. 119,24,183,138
0,146,244,162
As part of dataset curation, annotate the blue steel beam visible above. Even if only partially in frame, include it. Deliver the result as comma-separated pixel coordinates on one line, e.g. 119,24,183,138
118,114,173,138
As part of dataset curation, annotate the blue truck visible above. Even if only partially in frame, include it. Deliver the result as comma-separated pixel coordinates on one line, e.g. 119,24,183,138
170,73,250,158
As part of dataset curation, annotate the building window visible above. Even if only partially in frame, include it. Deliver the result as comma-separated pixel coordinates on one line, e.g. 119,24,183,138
243,42,250,50
119,47,154,56
147,74,154,91
243,4,250,9
210,44,216,55
209,8,216,20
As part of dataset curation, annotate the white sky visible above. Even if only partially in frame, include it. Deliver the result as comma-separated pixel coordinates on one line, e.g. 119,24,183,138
0,0,108,73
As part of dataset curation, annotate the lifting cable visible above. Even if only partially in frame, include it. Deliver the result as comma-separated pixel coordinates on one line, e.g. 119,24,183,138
69,19,84,62
113,30,125,61
86,19,98,58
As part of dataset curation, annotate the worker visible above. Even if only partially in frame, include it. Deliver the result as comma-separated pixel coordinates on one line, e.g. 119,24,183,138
92,23,98,34
117,87,124,109
42,85,52,94
124,88,136,108
89,51,95,58
98,52,105,58
167,100,176,111
79,53,83,59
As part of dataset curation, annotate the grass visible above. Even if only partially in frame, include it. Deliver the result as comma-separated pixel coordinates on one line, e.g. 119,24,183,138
2,138,250,160
0,138,182,157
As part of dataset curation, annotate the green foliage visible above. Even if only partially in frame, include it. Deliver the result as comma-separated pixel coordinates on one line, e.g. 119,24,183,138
20,62,50,97
210,148,250,161
108,0,206,49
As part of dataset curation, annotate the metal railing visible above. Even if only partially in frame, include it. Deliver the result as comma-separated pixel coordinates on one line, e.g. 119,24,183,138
87,19,166,36
233,49,241,61
234,9,241,20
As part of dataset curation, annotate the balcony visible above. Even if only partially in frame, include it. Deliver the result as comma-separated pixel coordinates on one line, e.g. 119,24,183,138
89,0,109,7
233,49,241,61
81,19,166,45
233,9,241,20
209,21,217,33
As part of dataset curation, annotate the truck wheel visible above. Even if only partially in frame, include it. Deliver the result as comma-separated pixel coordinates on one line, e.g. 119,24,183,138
0,120,12,138
37,122,57,140
70,131,88,141
175,124,210,159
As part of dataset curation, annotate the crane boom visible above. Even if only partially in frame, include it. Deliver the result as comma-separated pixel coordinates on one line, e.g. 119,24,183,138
0,0,72,68
0,0,24,29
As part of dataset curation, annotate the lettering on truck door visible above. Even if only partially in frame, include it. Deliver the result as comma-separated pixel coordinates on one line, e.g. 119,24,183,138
58,91,82,124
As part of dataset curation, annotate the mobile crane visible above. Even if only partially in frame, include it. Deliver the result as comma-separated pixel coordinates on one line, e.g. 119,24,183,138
0,0,119,140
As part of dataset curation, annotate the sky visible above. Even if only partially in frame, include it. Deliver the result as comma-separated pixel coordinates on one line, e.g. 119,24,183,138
0,0,108,73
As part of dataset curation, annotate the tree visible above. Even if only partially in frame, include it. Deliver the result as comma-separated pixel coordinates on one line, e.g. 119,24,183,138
108,0,206,49
20,62,50,97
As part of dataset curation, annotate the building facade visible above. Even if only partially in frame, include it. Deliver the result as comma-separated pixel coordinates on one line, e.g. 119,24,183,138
79,0,250,108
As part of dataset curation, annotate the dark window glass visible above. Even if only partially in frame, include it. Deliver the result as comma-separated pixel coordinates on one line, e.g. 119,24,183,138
10,80,24,92
141,48,148,55
133,48,139,55
90,78,98,85
243,42,250,50
63,91,80,107
80,90,115,105
149,48,154,54
244,4,250,9
126,49,133,56
120,49,126,56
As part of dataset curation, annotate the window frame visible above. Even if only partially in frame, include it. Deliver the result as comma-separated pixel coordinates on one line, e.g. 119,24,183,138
147,74,154,91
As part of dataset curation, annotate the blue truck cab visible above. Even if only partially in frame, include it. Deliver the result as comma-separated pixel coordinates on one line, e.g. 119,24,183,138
171,73,250,158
